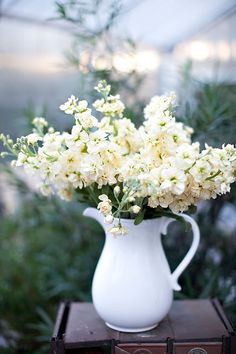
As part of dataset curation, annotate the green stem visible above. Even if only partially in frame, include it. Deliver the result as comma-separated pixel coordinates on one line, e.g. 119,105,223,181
205,170,221,181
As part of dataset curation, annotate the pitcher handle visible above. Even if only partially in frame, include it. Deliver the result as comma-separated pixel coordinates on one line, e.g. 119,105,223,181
170,213,200,291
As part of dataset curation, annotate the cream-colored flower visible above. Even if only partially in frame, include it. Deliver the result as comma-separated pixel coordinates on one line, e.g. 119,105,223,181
32,117,48,128
58,188,73,201
74,109,98,129
104,214,114,224
175,143,200,169
76,100,88,112
98,194,109,201
114,185,120,195
98,194,112,216
160,167,186,195
144,92,176,120
2,81,236,230
98,117,114,134
93,94,125,118
190,160,212,183
26,133,42,145
15,152,28,166
59,95,78,115
94,81,111,94
39,183,53,197
131,205,141,214
108,225,128,236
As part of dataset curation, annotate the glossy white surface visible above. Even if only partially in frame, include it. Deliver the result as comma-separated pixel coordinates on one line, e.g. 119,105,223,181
83,208,200,332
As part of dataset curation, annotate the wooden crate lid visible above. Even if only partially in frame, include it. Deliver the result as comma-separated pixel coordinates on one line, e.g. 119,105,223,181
61,299,233,349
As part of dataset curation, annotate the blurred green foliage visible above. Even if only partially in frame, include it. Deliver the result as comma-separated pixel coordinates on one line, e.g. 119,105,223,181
0,164,104,353
173,61,236,323
0,1,236,353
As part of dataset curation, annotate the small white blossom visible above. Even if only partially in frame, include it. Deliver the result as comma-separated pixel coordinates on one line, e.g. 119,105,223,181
60,97,89,116
26,133,42,145
108,225,128,236
104,214,114,224
144,92,176,120
15,152,28,166
93,94,125,118
77,100,88,112
32,117,48,128
94,81,111,95
75,110,98,129
99,194,109,201
114,186,120,195
128,196,135,202
131,205,141,214
39,183,52,197
160,167,186,195
98,195,112,216
58,188,73,201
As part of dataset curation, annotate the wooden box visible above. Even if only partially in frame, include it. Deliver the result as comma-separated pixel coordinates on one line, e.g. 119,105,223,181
51,299,236,354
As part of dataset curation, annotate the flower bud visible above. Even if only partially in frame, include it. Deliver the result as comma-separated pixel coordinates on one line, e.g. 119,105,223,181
128,196,135,202
131,205,141,214
0,152,8,158
114,186,120,195
104,214,114,224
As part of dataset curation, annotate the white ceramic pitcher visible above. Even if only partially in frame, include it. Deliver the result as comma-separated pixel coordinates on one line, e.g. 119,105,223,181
84,207,200,333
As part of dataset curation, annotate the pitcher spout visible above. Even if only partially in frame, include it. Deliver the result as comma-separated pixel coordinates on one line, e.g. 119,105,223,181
83,207,103,225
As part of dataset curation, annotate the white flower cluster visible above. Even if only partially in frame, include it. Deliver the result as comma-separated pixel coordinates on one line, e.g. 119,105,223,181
2,81,236,236
93,80,125,118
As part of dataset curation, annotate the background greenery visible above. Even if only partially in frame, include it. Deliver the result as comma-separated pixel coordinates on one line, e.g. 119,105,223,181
0,1,235,353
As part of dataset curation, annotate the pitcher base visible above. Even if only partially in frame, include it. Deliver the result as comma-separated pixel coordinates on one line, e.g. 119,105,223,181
105,322,158,333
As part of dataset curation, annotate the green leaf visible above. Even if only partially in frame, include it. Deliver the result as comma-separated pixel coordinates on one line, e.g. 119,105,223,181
134,208,145,225
188,205,197,214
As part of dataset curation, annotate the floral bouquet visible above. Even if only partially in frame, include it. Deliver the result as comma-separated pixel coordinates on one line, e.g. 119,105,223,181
1,80,236,235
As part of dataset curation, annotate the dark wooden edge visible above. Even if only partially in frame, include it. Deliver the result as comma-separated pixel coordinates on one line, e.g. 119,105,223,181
52,302,70,338
167,337,174,353
211,298,236,354
118,343,167,347
229,336,236,354
173,338,222,343
118,338,222,345
115,346,130,354
222,334,236,354
50,301,71,354
65,339,113,350
211,298,235,333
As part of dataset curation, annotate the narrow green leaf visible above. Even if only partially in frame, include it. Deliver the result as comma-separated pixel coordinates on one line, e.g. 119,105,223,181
188,205,197,214
134,208,145,225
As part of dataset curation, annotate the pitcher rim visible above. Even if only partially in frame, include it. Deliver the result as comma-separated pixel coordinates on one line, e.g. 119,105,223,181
112,215,172,224
83,206,178,225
